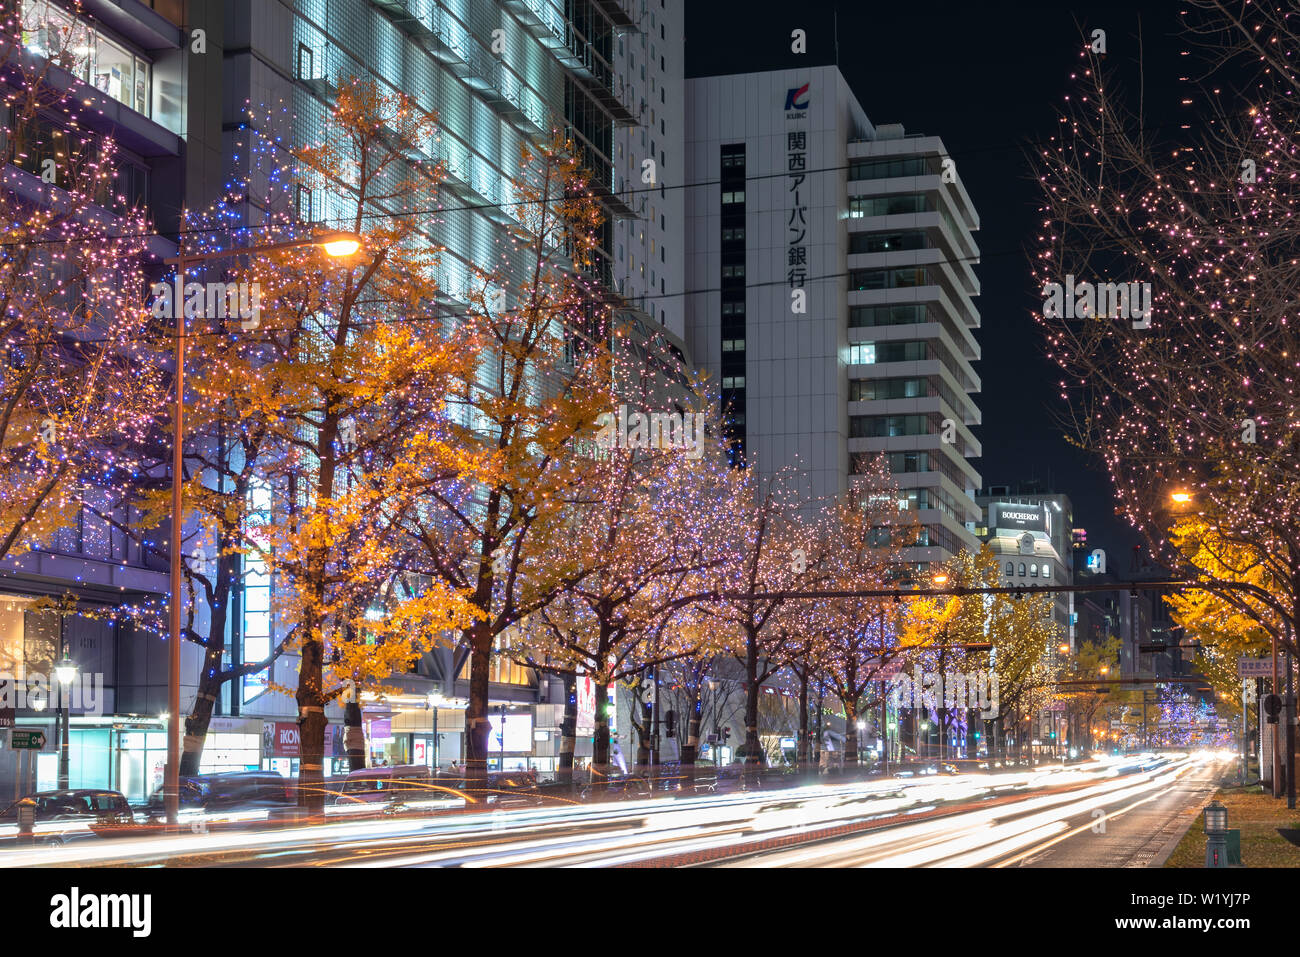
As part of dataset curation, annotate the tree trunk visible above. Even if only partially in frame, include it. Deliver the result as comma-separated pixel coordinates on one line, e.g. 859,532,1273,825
558,672,577,791
465,612,493,790
179,549,237,775
295,621,326,814
681,685,700,790
741,626,762,771
843,698,858,770
344,699,365,772
591,704,611,794
797,665,810,769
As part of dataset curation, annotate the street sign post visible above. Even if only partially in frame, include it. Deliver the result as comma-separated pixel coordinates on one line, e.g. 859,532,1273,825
9,730,45,750
1239,657,1273,678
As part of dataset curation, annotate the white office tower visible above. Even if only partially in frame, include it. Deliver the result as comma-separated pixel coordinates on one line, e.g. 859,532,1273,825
685,65,982,568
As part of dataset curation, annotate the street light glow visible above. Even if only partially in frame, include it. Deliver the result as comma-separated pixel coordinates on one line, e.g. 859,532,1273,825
1170,490,1192,504
318,232,363,257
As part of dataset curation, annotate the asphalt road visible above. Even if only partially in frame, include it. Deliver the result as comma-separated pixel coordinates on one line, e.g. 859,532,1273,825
720,752,1225,867
0,752,1229,867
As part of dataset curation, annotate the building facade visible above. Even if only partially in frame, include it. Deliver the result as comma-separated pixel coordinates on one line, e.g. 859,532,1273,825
683,65,982,565
2,0,658,797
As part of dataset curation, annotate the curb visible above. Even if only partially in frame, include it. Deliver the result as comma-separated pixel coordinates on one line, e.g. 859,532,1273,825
1147,787,1218,868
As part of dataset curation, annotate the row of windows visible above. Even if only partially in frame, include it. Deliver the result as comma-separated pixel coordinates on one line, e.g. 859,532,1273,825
849,267,929,291
850,376,927,402
849,231,928,255
848,193,933,218
1007,562,1053,580
849,413,932,438
849,304,932,328
847,341,928,365
869,449,969,490
849,374,967,417
848,156,938,181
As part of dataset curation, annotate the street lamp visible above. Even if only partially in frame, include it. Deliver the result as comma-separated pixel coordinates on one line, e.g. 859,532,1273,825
932,571,949,587
1170,490,1193,505
1204,800,1228,867
160,229,363,827
55,649,76,789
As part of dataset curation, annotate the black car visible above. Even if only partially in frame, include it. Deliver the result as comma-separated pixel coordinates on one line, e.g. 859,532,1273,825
0,789,137,845
145,770,294,820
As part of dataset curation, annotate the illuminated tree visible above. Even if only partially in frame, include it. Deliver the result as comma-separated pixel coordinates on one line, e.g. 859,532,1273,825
513,409,738,786
804,459,918,769
0,9,162,574
1031,3,1300,668
214,79,480,810
397,134,622,786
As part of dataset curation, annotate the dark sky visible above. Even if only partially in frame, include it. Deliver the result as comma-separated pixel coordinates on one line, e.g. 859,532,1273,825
685,0,1193,563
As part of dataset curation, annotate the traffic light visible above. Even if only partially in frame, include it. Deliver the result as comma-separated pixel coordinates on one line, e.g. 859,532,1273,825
723,726,731,740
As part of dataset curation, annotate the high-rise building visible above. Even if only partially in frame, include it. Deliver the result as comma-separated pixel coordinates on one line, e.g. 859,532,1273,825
683,65,982,564
609,0,684,338
2,0,655,793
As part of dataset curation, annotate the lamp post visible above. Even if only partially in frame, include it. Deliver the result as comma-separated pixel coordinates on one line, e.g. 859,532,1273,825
1203,800,1228,867
54,647,77,789
159,230,362,827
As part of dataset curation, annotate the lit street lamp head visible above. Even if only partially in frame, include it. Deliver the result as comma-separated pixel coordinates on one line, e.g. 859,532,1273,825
317,231,363,257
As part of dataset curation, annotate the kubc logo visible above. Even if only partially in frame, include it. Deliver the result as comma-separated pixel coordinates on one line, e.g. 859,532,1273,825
784,83,810,111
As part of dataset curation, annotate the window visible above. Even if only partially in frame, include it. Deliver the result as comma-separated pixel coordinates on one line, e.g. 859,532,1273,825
848,193,931,218
849,304,929,328
849,231,927,254
22,1,153,118
849,377,928,401
848,341,927,364
722,227,746,242
721,264,745,279
721,190,745,204
1030,564,1038,578
849,267,928,291
849,414,931,438
722,339,745,351
1018,563,1026,577
1005,562,1014,575
1042,564,1051,579
847,343,876,365
721,301,746,317
722,376,746,389
848,156,937,180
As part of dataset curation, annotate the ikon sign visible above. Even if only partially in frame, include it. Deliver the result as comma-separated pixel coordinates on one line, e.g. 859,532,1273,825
262,720,301,757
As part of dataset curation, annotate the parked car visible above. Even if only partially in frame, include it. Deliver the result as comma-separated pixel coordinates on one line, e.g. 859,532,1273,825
0,789,138,845
145,771,294,820
333,765,437,805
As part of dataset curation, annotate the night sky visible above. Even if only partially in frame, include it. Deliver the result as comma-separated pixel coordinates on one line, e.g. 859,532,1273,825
685,0,1195,563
